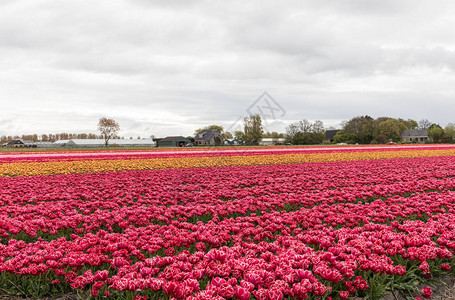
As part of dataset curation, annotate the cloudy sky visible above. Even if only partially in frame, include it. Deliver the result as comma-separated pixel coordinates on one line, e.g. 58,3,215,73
1,0,455,138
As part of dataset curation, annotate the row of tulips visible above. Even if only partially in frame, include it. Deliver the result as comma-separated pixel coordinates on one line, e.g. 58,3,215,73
2,146,455,177
1,156,455,236
3,145,455,163
1,154,455,298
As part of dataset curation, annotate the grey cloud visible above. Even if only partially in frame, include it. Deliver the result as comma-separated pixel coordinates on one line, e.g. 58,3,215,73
2,0,455,138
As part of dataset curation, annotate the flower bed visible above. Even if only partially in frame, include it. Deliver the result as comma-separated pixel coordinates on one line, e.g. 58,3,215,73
0,147,455,299
2,145,455,177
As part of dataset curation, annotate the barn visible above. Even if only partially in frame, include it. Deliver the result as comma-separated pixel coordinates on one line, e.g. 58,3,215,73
156,136,190,147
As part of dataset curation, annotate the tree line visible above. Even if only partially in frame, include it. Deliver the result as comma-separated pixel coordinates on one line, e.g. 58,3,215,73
4,115,454,147
334,116,455,144
0,133,102,144
1,118,122,146
194,116,326,146
195,115,455,146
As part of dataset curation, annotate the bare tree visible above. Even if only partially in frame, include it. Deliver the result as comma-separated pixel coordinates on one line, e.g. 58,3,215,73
98,117,120,147
418,119,432,130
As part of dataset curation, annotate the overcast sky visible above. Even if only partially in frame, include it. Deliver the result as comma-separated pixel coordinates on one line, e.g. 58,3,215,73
1,0,455,138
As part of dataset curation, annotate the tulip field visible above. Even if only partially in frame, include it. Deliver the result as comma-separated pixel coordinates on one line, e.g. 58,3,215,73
2,146,455,300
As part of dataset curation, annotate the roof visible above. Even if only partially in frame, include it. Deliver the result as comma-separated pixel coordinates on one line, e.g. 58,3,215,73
325,129,340,140
7,139,35,145
159,136,189,142
401,129,428,137
7,139,25,145
194,130,223,141
53,140,70,145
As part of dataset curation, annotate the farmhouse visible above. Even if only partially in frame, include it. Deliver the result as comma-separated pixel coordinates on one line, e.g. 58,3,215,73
401,129,428,143
194,130,223,146
156,136,190,147
5,139,34,147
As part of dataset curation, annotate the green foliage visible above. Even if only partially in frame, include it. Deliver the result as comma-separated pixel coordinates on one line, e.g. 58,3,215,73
443,123,455,143
263,131,285,139
342,115,375,144
214,136,223,146
285,119,325,145
333,132,359,144
240,114,264,145
377,119,407,142
403,119,418,130
234,130,245,142
339,116,416,144
428,124,444,143
372,133,388,144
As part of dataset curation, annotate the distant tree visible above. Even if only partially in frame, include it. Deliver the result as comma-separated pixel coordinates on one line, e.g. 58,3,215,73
98,117,120,147
342,115,375,144
234,130,245,142
223,131,233,139
418,119,432,130
333,132,358,144
312,120,325,143
270,132,282,143
443,123,455,143
242,114,263,145
402,119,418,130
262,131,284,138
295,119,313,133
372,134,388,144
285,123,300,144
428,124,444,143
285,120,325,145
59,133,70,140
377,119,407,142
